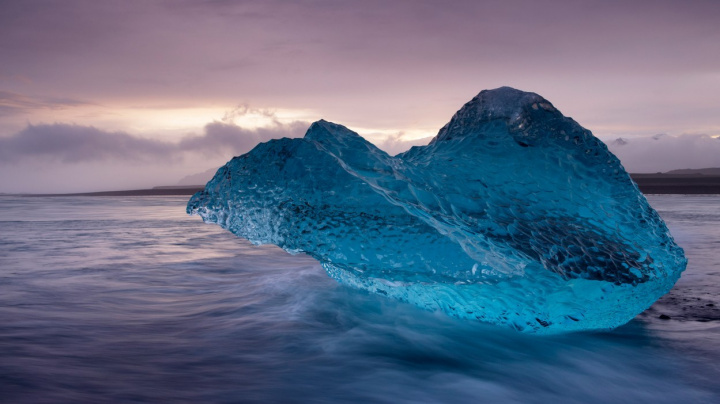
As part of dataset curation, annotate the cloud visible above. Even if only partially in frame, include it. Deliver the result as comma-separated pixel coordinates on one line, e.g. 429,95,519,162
0,119,309,164
606,134,720,173
378,133,433,156
178,112,309,156
2,0,719,137
6,119,717,173
0,124,171,163
220,104,278,124
0,91,93,117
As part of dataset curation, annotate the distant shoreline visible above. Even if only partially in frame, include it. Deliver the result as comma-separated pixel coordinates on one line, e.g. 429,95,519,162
10,174,720,196
630,174,720,194
18,186,205,197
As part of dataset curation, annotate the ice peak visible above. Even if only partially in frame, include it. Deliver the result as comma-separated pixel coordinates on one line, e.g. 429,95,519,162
307,119,338,132
462,86,555,120
429,87,565,144
305,119,357,141
303,119,380,155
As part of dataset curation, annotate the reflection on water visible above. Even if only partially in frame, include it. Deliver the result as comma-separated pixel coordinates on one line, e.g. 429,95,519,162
0,195,718,403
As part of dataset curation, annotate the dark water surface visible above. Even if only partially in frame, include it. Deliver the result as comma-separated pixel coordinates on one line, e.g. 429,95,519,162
0,195,718,403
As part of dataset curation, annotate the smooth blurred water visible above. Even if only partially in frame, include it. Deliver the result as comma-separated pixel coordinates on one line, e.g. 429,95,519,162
0,195,718,403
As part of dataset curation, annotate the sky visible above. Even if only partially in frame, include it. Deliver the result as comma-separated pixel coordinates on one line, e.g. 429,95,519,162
1,0,719,193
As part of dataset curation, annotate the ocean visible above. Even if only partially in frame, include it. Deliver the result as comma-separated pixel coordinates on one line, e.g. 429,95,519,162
0,195,718,403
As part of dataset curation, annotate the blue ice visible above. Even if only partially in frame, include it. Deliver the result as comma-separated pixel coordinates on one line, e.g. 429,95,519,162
188,87,686,333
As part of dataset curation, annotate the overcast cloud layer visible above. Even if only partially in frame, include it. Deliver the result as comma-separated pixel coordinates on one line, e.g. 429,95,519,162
1,0,719,192
0,120,308,164
608,134,720,173
0,118,310,193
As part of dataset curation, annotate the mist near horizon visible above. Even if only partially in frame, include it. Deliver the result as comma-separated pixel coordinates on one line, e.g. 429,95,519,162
1,116,719,194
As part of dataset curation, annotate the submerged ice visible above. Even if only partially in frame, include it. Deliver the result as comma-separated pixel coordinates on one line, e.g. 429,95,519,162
187,87,686,333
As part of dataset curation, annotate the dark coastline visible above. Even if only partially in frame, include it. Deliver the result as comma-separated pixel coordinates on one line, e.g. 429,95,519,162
19,186,206,197
630,174,720,194
13,175,720,197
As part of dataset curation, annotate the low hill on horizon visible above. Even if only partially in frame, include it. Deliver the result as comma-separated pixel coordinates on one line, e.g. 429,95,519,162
177,168,219,186
664,167,720,176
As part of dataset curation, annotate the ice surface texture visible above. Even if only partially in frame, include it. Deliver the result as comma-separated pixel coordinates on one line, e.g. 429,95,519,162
187,87,687,333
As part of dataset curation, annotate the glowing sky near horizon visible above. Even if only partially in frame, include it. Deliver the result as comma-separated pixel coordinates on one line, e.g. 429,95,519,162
1,0,719,192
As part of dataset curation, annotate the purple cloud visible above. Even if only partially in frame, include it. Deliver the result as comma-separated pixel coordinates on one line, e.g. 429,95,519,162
0,120,308,164
608,134,720,173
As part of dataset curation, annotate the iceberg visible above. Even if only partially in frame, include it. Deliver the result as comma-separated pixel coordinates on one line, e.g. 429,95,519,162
187,87,686,333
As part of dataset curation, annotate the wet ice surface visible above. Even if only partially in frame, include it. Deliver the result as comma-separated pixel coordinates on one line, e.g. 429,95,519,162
189,89,686,333
0,195,718,403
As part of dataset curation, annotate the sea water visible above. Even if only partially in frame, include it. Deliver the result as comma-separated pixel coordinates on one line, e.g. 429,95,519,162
0,195,718,403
